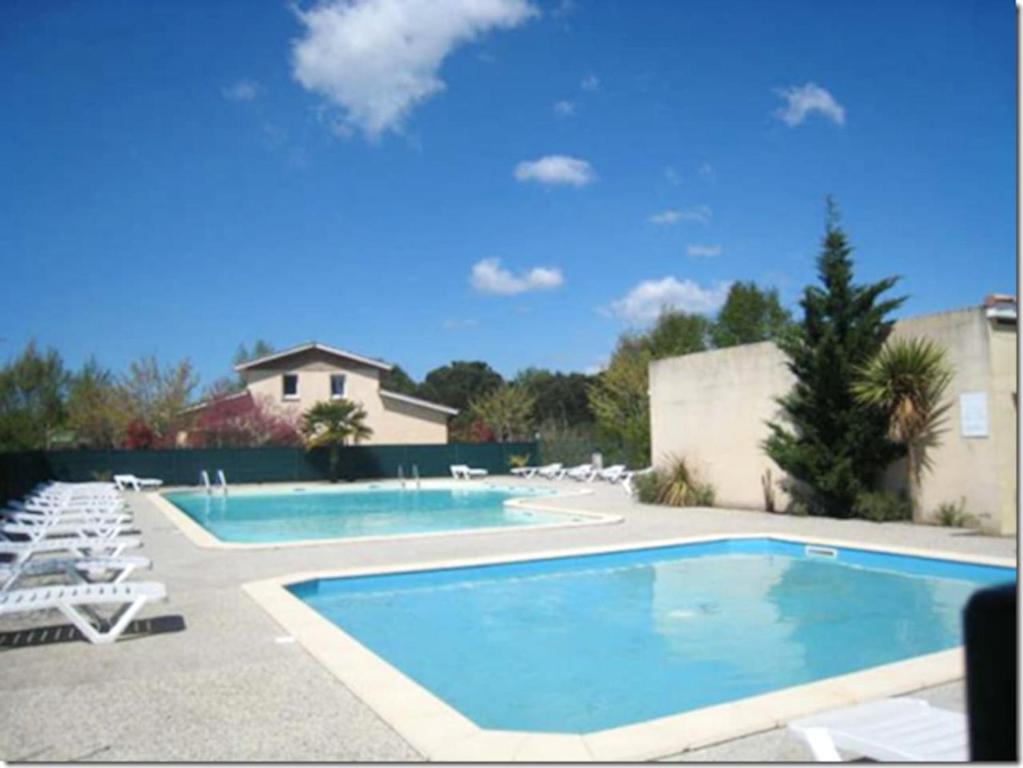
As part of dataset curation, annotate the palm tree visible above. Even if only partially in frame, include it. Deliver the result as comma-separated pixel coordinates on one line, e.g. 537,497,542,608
301,400,373,482
853,337,954,521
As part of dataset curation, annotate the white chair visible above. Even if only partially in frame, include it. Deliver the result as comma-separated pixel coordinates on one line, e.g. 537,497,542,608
0,581,167,644
0,536,143,565
620,467,654,496
1,554,151,590
596,464,626,483
535,463,564,480
113,474,164,491
564,463,595,481
449,464,487,479
788,698,968,762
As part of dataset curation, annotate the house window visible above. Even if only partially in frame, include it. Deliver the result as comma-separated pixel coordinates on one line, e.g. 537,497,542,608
282,373,299,400
330,374,347,399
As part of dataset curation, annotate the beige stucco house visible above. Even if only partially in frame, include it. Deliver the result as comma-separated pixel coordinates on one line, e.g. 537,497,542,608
649,299,1018,535
209,342,456,444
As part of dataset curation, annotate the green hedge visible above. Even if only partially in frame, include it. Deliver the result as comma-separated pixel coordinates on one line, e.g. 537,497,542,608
0,442,537,504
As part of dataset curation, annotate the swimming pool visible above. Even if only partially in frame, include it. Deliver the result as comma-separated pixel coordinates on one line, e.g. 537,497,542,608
289,537,1015,737
162,484,582,544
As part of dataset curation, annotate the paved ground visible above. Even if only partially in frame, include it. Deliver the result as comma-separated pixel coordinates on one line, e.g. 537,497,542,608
0,479,1014,762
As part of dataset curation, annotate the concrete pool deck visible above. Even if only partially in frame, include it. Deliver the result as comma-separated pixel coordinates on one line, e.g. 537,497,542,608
0,478,1016,761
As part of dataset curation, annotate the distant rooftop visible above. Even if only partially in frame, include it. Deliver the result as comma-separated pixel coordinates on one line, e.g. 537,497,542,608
234,342,393,373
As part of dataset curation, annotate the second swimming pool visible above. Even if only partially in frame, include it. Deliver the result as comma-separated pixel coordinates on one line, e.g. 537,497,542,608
163,484,575,543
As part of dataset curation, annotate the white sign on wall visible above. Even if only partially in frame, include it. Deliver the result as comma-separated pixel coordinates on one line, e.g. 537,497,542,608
959,392,989,438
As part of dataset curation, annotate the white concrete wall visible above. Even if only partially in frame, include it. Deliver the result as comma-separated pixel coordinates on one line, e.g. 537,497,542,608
649,307,1017,534
243,349,449,445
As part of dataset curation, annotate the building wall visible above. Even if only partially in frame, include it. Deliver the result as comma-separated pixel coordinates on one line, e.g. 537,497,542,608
242,349,449,445
649,307,1017,534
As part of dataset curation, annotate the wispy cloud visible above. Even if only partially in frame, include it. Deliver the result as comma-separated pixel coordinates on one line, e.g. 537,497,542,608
686,244,723,258
553,100,576,117
607,277,730,323
698,162,715,180
663,166,681,186
222,80,260,101
773,83,846,127
514,155,596,186
648,205,712,226
470,258,564,295
551,0,578,18
291,0,538,139
580,73,600,91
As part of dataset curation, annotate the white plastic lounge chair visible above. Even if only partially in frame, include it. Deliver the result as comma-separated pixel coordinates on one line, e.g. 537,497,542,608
788,698,968,762
0,581,167,644
535,463,564,480
596,464,626,482
1,554,151,590
449,465,487,479
2,519,137,544
113,474,163,491
620,467,654,496
564,463,595,481
510,466,535,478
0,536,143,564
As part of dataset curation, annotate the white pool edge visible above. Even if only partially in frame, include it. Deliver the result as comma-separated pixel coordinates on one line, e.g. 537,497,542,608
242,533,1016,762
147,479,622,550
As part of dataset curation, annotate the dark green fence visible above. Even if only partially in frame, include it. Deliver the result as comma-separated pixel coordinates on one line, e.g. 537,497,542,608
0,442,538,504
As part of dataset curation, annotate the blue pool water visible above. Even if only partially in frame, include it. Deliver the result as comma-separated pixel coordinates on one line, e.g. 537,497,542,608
164,486,562,543
292,538,1015,733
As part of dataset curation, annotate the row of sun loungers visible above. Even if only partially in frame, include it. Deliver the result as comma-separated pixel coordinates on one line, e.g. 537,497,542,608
510,462,652,492
0,481,167,644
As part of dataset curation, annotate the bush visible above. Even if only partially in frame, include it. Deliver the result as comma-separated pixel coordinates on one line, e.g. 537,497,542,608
507,453,531,469
635,457,715,508
935,498,975,528
852,490,911,522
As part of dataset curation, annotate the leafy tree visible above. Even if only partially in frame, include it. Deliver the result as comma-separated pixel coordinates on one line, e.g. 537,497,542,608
711,281,793,348
764,200,905,517
301,399,373,481
0,341,68,450
122,356,198,443
470,385,536,442
644,310,711,358
202,339,276,398
380,364,419,396
418,361,503,410
193,393,302,448
853,337,953,521
513,368,594,427
587,338,652,467
233,339,275,368
66,358,128,448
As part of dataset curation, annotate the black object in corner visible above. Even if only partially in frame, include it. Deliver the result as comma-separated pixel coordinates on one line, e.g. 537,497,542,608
964,582,1017,761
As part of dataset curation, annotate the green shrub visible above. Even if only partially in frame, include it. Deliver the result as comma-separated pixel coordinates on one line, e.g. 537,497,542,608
934,498,975,528
852,490,911,522
507,453,531,469
636,456,715,508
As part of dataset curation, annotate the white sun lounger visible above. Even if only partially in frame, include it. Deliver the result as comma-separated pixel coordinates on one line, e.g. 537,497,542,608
564,463,595,481
0,536,143,564
596,464,627,482
2,519,137,543
535,463,564,480
1,555,151,590
510,466,537,478
620,467,654,495
449,464,488,479
0,581,167,644
113,474,164,491
788,698,968,762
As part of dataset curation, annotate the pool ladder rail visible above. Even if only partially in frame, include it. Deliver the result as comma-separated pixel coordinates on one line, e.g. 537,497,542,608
199,469,229,496
396,465,421,490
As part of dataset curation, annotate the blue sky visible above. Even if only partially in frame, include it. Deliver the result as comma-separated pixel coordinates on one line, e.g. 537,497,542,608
0,0,1015,385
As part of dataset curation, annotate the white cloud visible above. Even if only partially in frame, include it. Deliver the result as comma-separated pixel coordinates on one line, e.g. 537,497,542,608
553,100,576,117
514,155,596,186
608,277,730,323
470,258,564,295
580,73,600,91
551,0,578,18
773,83,846,127
686,244,723,258
222,80,260,101
291,0,537,139
648,205,712,226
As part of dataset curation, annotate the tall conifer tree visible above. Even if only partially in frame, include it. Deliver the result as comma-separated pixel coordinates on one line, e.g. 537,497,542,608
764,200,905,517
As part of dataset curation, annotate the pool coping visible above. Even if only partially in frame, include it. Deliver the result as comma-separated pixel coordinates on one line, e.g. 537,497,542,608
242,532,1015,762
147,479,622,551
